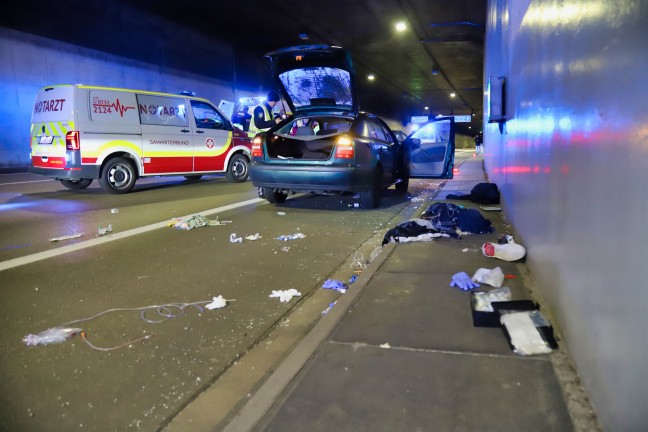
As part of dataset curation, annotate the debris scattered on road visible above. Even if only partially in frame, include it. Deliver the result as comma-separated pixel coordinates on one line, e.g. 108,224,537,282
23,327,83,346
322,301,337,316
23,296,232,351
472,267,505,287
111,208,119,214
229,233,243,243
322,279,348,293
205,295,231,309
277,212,286,216
276,233,306,241
170,215,230,230
269,289,301,303
96,225,113,237
244,233,262,241
210,217,233,226
350,251,366,274
380,343,391,349
348,274,357,284
281,246,291,252
49,233,83,242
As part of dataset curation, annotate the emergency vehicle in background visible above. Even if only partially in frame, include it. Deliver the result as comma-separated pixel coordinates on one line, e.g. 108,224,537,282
231,95,290,135
29,85,252,194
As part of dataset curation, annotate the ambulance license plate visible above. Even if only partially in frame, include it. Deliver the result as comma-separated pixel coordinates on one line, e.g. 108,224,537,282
39,136,54,144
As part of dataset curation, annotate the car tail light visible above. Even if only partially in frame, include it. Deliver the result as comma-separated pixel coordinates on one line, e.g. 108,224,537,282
252,135,263,157
335,135,355,159
66,131,80,150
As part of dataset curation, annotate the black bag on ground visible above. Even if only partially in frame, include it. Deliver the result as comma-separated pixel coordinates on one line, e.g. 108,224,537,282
446,182,500,205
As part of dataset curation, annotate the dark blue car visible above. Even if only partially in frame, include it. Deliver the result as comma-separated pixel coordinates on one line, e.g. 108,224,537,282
249,45,456,208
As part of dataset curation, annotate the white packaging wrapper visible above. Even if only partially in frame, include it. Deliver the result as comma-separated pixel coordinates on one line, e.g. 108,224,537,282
472,267,505,287
501,312,552,355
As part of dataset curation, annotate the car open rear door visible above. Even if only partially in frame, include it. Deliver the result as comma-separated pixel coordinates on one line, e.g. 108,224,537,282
264,45,358,116
404,116,455,179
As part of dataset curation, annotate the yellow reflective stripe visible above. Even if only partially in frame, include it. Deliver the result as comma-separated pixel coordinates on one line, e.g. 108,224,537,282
85,140,143,158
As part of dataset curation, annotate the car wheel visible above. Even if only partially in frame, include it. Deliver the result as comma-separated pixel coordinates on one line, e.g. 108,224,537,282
99,157,136,194
395,176,409,193
60,178,93,190
263,188,288,204
360,167,382,208
184,175,203,181
225,154,249,183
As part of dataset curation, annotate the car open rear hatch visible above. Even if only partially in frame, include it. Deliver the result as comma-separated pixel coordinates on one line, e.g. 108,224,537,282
265,45,358,116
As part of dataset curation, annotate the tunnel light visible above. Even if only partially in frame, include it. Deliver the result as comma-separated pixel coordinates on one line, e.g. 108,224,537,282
395,22,407,32
450,92,456,98
424,106,429,110
368,74,375,81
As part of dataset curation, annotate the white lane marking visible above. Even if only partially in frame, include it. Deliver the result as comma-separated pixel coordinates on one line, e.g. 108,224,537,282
0,180,54,186
0,197,265,272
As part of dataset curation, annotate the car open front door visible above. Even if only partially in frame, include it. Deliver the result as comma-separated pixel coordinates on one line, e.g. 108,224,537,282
404,116,455,179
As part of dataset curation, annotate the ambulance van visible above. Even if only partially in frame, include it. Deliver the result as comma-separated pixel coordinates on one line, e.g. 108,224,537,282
29,85,252,193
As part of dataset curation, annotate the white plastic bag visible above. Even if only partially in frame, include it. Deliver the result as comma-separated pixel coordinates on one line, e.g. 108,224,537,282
472,267,505,287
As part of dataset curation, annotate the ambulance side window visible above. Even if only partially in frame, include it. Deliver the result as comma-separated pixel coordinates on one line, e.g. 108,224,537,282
190,101,228,130
137,95,188,127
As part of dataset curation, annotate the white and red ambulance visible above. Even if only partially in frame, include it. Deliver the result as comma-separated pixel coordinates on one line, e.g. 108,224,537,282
29,85,252,193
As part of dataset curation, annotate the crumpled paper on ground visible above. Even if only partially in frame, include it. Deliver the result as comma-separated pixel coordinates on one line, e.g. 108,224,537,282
170,215,230,230
276,233,305,241
205,295,229,309
269,289,302,303
96,225,113,237
229,233,243,243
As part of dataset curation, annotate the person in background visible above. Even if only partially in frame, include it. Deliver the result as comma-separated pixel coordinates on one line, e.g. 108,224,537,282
474,131,483,156
248,90,282,137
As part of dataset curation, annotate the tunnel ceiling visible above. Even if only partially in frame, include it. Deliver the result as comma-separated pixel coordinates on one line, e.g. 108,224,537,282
4,0,486,132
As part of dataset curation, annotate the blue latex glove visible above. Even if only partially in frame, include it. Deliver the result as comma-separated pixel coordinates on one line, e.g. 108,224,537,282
450,272,480,291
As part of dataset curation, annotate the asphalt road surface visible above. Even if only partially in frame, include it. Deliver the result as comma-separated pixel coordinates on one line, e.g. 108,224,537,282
0,154,470,431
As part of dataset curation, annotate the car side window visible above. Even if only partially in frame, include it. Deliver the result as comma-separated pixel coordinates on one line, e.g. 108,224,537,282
190,101,228,130
379,123,396,145
367,120,388,142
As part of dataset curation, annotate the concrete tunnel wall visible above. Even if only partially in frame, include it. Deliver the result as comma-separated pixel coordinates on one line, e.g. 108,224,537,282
485,0,648,430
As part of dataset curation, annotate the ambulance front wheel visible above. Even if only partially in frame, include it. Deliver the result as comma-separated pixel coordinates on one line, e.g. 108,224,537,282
226,153,249,183
99,157,137,194
60,178,93,190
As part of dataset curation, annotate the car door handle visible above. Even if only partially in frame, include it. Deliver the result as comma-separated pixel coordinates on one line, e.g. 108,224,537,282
196,130,204,134
181,129,190,133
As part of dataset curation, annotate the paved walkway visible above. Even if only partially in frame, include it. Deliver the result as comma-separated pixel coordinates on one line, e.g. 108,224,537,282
224,156,576,432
